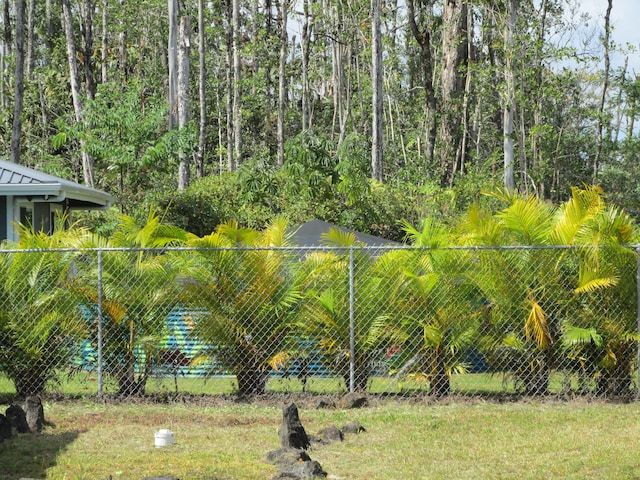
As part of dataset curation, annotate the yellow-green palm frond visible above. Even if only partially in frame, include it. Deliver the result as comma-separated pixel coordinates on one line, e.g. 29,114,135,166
217,220,259,246
462,205,504,246
405,271,440,298
111,205,192,248
497,196,553,245
481,186,521,204
268,351,291,371
260,217,291,247
551,186,605,245
524,290,552,350
401,217,448,248
575,264,619,293
321,227,358,247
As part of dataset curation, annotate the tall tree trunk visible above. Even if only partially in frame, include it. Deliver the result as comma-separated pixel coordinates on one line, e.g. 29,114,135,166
301,0,311,132
25,0,34,78
502,0,516,193
196,0,206,178
531,0,548,198
1,0,11,109
225,0,234,171
407,0,436,170
101,0,108,83
371,0,383,181
177,13,191,191
439,0,467,187
81,0,96,100
168,0,178,130
593,0,612,185
277,0,288,167
10,0,25,164
264,0,273,130
62,0,94,186
232,0,242,165
118,0,126,80
2,0,10,56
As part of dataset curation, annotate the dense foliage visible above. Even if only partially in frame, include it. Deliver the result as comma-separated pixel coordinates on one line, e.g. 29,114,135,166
0,187,637,398
1,0,639,232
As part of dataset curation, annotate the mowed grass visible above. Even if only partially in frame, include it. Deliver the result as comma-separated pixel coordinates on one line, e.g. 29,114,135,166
1,399,640,480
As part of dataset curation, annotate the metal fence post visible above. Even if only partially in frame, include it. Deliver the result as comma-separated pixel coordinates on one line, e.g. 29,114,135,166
349,247,355,393
97,249,104,397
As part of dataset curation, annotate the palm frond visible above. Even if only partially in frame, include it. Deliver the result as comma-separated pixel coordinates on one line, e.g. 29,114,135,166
497,196,552,244
524,291,552,350
561,324,602,347
575,265,619,294
321,227,357,247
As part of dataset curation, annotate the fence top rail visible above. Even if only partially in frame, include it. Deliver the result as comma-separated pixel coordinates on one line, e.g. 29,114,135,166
0,244,639,254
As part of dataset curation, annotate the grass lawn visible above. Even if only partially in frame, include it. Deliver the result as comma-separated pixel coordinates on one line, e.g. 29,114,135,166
1,398,639,479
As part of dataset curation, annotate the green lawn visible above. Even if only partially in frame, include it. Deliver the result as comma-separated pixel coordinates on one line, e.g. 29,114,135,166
0,369,610,398
1,399,639,479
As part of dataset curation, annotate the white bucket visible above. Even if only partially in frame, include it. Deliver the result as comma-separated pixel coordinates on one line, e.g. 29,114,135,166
154,429,174,447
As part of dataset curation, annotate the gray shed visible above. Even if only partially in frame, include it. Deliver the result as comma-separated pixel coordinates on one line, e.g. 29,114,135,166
288,219,400,247
0,160,115,242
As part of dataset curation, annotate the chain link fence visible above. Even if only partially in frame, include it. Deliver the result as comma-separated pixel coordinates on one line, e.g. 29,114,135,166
0,245,638,399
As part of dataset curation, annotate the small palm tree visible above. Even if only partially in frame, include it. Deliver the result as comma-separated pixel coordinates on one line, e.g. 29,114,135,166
73,207,190,396
462,186,637,396
397,218,483,397
296,228,402,392
0,222,87,396
560,200,639,396
184,219,303,395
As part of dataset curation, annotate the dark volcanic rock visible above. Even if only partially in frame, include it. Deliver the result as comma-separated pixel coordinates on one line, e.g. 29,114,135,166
339,392,369,409
266,447,312,468
0,414,12,439
6,404,30,433
341,420,366,434
24,396,44,433
316,426,343,444
272,460,327,479
279,403,310,450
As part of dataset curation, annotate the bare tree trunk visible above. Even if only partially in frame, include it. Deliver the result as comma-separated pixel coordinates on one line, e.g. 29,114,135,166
224,0,234,171
10,0,25,164
593,0,612,185
45,0,53,61
196,0,206,178
277,0,288,167
168,0,178,130
25,0,34,78
118,0,126,80
2,0,10,56
407,0,436,169
264,0,273,124
101,0,108,83
531,0,548,198
81,0,96,100
301,0,311,131
439,0,467,187
177,13,191,191
1,0,11,109
232,0,242,165
458,7,473,178
503,0,516,193
62,0,94,186
371,0,383,181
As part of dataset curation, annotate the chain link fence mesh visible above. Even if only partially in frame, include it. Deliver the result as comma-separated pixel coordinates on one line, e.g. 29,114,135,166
0,245,638,399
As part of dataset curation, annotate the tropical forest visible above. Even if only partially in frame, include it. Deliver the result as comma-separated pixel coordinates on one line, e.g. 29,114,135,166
0,0,638,237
